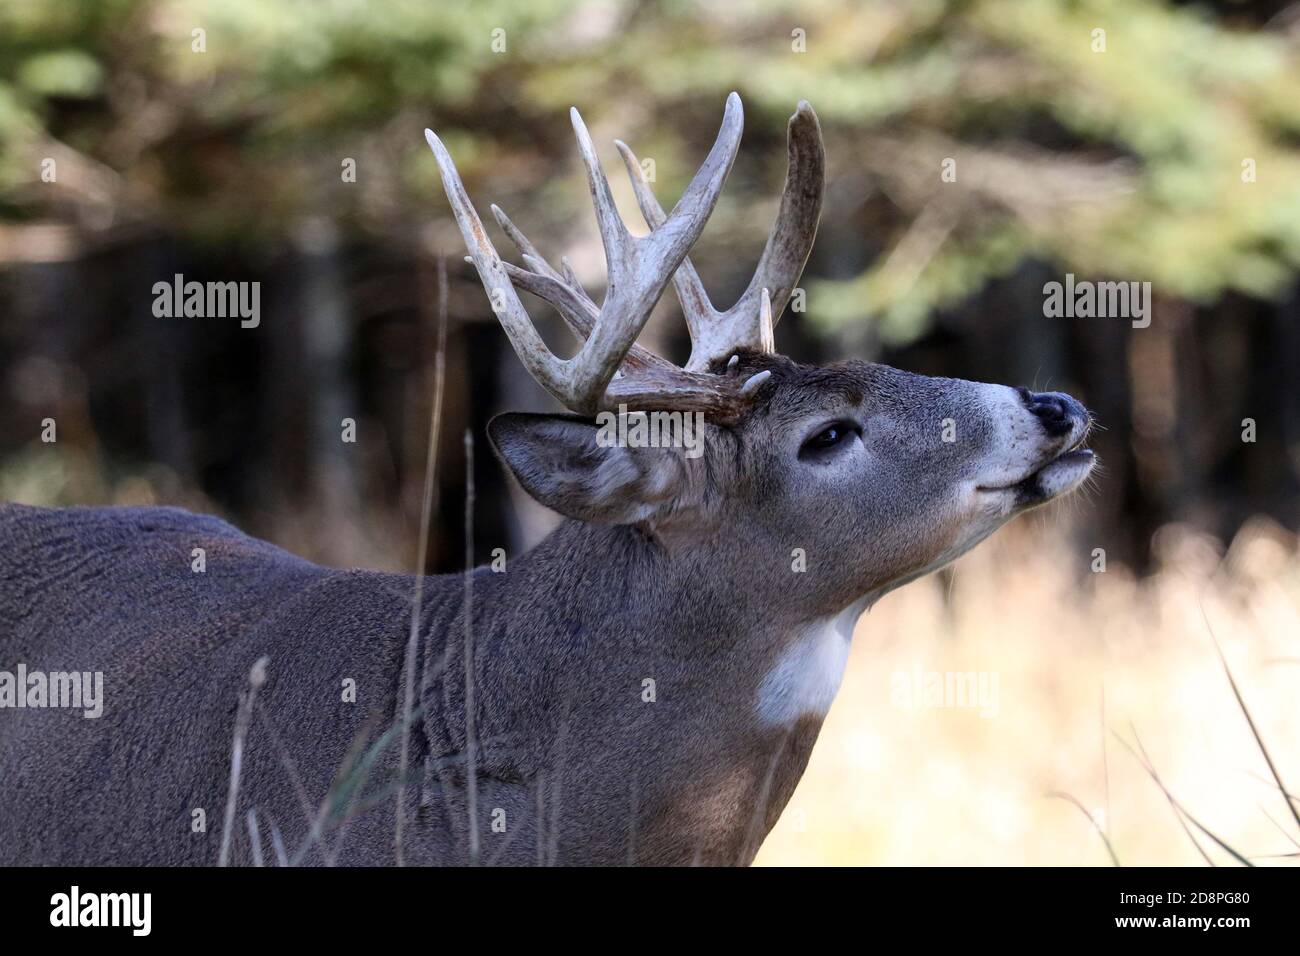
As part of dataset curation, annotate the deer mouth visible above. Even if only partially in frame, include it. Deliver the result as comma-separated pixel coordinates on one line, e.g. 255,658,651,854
978,441,1096,505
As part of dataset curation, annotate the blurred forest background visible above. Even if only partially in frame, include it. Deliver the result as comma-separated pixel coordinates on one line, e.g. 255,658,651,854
2,0,1299,866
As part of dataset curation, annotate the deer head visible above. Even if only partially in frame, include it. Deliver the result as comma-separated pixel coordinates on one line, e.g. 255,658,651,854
425,94,1095,639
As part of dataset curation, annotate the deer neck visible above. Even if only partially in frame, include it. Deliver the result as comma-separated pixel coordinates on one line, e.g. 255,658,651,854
422,519,867,864
494,519,859,710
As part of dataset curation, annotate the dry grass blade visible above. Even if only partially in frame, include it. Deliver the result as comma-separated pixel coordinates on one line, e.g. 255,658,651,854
248,699,338,864
218,655,269,866
626,777,638,867
739,731,790,865
266,814,290,867
1259,804,1300,851
547,703,572,867
245,809,265,867
289,713,381,866
1100,684,1111,838
397,254,450,866
1200,603,1300,833
1245,770,1300,808
1113,727,1253,866
534,770,546,868
1046,791,1121,866
328,710,427,863
254,700,315,820
464,428,479,865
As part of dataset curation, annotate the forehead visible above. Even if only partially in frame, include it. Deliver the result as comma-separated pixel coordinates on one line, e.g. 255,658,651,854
733,355,942,426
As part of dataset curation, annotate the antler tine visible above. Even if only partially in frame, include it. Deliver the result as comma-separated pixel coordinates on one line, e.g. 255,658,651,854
490,204,599,317
560,93,742,411
490,203,565,283
758,287,774,353
616,100,824,372
733,101,824,340
569,107,634,270
498,260,669,374
559,257,590,304
490,202,594,327
615,139,715,350
490,204,668,373
500,259,596,325
425,129,570,399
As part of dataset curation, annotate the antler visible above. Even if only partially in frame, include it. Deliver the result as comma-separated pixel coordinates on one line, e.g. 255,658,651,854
425,93,822,417
615,101,824,371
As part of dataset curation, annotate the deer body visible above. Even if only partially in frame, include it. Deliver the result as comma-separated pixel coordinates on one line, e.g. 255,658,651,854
0,501,848,865
0,94,1096,865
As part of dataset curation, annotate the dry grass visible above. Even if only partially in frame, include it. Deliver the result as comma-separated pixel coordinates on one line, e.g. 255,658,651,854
755,515,1300,866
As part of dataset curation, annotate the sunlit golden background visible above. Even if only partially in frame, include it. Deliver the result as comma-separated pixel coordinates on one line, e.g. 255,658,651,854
3,0,1299,864
757,518,1300,865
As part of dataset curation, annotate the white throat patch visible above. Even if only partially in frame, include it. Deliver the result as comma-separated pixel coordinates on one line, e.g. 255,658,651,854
754,599,868,727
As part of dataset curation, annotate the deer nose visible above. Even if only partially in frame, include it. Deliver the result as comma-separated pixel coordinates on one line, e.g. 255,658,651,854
1016,387,1086,438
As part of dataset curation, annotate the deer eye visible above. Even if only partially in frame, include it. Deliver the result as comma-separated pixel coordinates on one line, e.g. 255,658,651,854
799,420,861,459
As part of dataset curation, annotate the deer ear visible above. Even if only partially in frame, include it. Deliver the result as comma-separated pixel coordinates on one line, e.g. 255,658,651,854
488,412,689,525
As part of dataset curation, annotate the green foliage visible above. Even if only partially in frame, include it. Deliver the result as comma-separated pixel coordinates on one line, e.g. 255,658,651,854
2,0,1298,341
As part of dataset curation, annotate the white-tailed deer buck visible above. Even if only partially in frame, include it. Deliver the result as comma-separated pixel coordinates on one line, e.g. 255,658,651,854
0,94,1094,866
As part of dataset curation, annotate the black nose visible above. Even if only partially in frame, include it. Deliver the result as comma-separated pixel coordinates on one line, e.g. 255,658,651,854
1016,387,1086,437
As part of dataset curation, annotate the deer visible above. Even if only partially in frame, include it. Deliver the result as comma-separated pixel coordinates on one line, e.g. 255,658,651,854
0,93,1095,867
